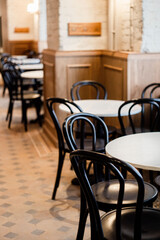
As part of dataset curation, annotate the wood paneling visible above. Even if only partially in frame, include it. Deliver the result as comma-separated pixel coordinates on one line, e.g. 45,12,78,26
66,64,92,99
0,0,9,52
8,40,38,55
103,64,123,100
43,50,57,145
127,53,160,99
102,50,128,101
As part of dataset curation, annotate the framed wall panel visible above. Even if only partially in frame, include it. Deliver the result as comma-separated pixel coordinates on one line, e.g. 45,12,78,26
66,64,92,99
103,64,123,100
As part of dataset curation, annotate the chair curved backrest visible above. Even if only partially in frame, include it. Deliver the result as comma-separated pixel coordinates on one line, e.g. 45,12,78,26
1,69,19,98
1,68,25,100
63,112,109,153
141,82,160,100
118,98,160,135
46,97,83,150
0,53,11,66
70,80,107,100
70,150,145,240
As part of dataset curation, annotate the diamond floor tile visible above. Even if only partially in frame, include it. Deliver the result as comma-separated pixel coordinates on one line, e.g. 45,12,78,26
0,86,90,239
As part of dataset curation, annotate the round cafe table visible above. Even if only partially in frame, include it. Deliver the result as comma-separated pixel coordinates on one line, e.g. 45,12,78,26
16,63,43,71
21,70,44,79
105,132,160,171
11,55,27,60
60,99,141,117
11,58,41,65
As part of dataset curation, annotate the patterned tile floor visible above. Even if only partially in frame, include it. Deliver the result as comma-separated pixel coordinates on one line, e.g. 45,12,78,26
0,87,90,240
0,86,160,240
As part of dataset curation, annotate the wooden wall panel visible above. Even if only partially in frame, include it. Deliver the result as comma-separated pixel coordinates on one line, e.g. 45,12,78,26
102,51,128,101
103,64,123,100
66,64,92,99
8,40,38,55
43,50,57,145
101,51,128,129
0,0,9,52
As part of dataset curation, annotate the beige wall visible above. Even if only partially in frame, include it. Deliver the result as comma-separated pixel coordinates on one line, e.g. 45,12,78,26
7,0,34,41
0,0,8,52
46,0,59,50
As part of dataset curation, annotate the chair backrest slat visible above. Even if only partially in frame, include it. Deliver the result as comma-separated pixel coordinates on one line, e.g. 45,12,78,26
70,80,107,100
63,112,109,152
46,97,82,150
118,98,160,135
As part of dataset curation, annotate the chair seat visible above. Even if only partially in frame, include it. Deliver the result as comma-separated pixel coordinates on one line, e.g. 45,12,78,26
101,207,160,240
12,93,40,101
92,179,158,210
23,93,41,100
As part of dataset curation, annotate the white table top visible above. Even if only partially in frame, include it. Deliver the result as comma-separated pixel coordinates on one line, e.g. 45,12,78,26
11,58,41,65
60,99,141,117
12,55,27,60
21,70,44,79
105,132,160,171
16,63,43,71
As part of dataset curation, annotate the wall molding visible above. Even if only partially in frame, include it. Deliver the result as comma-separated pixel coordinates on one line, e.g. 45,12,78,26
103,64,123,72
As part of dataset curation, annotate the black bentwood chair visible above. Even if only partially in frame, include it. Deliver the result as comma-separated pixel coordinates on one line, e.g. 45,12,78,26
63,113,158,240
141,83,160,187
118,98,160,182
70,80,117,140
141,82,160,100
0,53,11,96
70,150,160,240
70,80,107,100
46,97,82,200
118,98,160,136
1,69,42,131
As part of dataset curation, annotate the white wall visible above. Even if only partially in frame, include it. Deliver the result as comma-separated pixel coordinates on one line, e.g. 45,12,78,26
8,0,160,53
39,0,48,51
114,0,142,52
47,0,108,50
141,0,160,53
46,0,143,52
59,0,108,50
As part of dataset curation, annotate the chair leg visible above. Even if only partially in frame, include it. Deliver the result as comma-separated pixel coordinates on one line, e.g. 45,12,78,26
149,170,153,184
2,85,6,97
8,101,13,128
6,100,12,121
52,151,66,200
35,99,42,127
22,101,27,131
76,191,88,240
